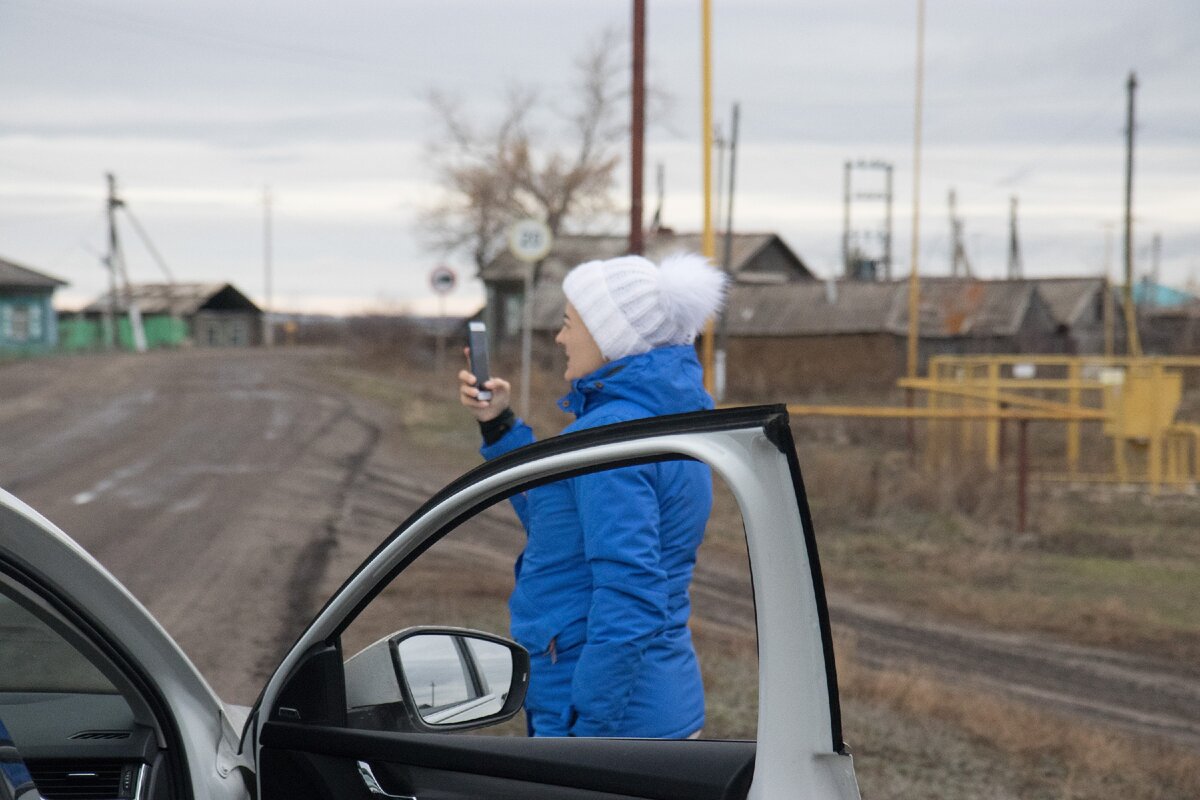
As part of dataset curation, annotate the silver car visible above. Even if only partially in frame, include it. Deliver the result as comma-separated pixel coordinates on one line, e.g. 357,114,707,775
0,406,860,800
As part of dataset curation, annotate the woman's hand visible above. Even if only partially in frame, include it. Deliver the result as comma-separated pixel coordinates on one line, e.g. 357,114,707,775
458,348,511,422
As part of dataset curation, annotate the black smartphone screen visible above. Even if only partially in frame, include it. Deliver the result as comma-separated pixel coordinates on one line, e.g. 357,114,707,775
467,321,492,400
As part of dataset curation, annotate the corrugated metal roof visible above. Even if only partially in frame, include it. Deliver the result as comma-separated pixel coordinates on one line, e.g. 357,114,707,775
727,278,1039,338
82,283,238,315
482,231,808,283
895,278,1037,338
0,256,67,290
726,282,897,336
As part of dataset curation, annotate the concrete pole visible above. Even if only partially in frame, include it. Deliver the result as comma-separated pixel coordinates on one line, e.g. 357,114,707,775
1123,71,1142,356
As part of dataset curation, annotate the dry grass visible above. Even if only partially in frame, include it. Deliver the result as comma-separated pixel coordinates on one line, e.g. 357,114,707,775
836,636,1200,800
312,345,1200,798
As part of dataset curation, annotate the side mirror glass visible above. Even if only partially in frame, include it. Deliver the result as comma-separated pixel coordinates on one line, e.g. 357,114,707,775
345,627,529,733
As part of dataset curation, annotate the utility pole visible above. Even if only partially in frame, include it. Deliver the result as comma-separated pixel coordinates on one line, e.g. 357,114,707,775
263,186,274,347
102,177,119,350
1123,71,1142,356
629,0,646,255
1007,196,1023,279
715,103,740,402
105,173,147,353
906,0,925,383
700,0,715,392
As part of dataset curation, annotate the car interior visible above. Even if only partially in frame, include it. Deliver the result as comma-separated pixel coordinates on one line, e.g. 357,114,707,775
0,578,176,800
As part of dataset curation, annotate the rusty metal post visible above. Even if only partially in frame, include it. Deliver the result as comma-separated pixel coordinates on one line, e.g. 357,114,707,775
629,0,646,255
1017,418,1029,535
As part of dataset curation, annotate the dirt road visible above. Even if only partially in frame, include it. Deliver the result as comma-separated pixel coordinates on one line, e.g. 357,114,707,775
2,349,1196,747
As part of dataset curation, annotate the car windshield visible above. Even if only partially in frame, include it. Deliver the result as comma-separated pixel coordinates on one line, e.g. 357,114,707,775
0,594,118,694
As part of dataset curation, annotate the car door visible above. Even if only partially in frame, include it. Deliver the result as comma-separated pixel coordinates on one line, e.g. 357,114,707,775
248,404,860,800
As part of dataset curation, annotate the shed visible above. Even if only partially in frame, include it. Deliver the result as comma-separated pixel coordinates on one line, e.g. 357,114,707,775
75,283,263,349
0,256,67,353
481,231,813,341
722,278,1065,395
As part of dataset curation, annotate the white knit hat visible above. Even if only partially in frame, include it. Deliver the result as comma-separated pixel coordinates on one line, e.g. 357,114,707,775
561,252,728,361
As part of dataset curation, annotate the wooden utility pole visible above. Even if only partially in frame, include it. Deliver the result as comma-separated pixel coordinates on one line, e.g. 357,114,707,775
629,0,646,255
1123,71,1142,356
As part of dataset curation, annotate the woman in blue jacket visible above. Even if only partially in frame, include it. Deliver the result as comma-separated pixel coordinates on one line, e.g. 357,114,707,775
458,252,727,739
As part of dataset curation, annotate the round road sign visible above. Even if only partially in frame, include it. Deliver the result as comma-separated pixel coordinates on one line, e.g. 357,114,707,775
508,218,553,263
430,265,457,295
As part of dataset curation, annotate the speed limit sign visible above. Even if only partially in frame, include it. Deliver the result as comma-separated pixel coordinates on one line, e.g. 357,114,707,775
429,264,457,295
508,219,553,263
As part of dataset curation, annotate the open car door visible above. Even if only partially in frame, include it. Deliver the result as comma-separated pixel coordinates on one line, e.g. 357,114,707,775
248,405,860,800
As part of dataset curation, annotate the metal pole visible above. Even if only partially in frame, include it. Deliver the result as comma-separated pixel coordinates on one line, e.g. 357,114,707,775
906,0,925,379
716,103,740,403
700,0,716,394
520,261,535,415
1017,419,1029,534
436,293,446,374
905,0,926,458
1123,71,1142,357
263,186,274,347
630,0,646,255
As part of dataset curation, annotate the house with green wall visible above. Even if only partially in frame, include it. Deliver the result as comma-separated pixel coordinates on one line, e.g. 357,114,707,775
66,282,263,350
0,256,67,355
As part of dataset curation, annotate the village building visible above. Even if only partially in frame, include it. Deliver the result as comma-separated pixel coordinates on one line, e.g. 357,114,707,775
0,256,67,354
722,278,1066,395
480,231,813,343
70,282,264,349
1018,277,1114,354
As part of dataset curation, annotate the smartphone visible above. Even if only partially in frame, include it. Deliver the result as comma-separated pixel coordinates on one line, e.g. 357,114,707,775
467,321,492,401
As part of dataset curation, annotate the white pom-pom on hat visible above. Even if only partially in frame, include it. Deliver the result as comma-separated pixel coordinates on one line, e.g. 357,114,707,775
562,251,728,362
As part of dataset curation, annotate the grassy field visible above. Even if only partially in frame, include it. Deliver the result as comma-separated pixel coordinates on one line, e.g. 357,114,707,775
316,346,1200,799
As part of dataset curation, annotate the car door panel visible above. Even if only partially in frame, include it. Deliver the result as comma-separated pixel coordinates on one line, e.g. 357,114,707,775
252,405,858,800
260,722,755,800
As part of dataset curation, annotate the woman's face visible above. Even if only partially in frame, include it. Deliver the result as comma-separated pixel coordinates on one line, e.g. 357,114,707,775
555,302,606,381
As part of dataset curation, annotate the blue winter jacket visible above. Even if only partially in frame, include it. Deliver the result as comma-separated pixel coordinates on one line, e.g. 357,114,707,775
480,345,714,738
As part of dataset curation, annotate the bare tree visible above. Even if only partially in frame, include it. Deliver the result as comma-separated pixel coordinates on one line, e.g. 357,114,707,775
419,29,627,276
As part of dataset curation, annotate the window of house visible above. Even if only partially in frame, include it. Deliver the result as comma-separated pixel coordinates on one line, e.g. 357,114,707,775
10,306,30,342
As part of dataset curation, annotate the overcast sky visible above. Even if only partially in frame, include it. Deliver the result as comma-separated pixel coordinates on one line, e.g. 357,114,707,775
2,0,1197,314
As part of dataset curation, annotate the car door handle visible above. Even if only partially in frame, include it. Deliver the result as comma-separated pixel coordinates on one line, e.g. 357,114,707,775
356,761,417,800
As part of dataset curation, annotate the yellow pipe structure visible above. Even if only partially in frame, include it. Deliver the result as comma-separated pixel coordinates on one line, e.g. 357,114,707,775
785,405,1106,421
897,377,1104,416
699,0,716,395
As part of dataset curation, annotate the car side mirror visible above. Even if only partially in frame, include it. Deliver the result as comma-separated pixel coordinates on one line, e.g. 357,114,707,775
344,627,529,733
